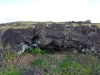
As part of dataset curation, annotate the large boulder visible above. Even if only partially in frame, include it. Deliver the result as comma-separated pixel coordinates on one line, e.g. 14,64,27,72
34,23,46,38
54,38,64,47
86,25,98,34
70,33,88,45
88,32,100,42
39,37,53,46
1,28,24,50
65,32,88,48
92,42,100,55
52,30,66,39
85,40,93,49
82,25,89,34
1,27,34,53
19,27,35,43
64,40,80,48
74,25,83,33
45,29,53,38
66,26,75,33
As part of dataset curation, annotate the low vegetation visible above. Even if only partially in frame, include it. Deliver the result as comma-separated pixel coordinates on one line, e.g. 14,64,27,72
31,49,100,75
0,65,23,75
1,21,100,30
0,47,100,75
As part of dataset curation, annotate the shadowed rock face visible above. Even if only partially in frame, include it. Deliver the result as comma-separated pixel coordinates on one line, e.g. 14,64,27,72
1,28,24,49
1,23,100,56
1,27,34,53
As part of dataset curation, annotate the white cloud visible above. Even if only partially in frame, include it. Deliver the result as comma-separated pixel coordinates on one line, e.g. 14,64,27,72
0,0,100,23
89,0,100,4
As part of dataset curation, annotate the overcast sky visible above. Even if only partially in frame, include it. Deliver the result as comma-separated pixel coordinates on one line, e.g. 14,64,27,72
0,0,100,23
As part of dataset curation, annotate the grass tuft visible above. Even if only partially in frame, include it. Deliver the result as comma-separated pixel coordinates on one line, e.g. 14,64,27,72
0,65,23,75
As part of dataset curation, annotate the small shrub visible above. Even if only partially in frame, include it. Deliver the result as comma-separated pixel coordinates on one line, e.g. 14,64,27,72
30,47,41,55
42,48,55,54
29,47,55,55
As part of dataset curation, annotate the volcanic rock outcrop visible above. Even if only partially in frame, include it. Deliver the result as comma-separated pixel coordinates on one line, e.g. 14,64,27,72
1,23,100,56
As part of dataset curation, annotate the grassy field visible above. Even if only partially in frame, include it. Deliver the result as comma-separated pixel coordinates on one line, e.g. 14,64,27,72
0,21,100,75
0,21,100,30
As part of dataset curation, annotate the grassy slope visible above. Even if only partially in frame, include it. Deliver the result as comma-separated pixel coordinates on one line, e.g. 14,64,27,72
0,50,100,75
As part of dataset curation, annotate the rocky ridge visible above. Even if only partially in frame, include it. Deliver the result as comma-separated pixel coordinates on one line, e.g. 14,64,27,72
0,23,100,56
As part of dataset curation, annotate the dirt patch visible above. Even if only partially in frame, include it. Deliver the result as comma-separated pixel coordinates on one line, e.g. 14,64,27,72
7,54,41,68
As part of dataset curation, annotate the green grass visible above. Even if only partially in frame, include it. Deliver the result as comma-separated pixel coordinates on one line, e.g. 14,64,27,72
29,47,55,55
31,50,100,75
58,54,92,75
4,53,17,59
29,47,42,55
0,47,100,75
0,65,23,75
0,49,100,75
32,59,43,66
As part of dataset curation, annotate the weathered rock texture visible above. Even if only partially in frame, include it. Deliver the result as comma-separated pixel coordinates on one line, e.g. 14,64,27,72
1,23,100,56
